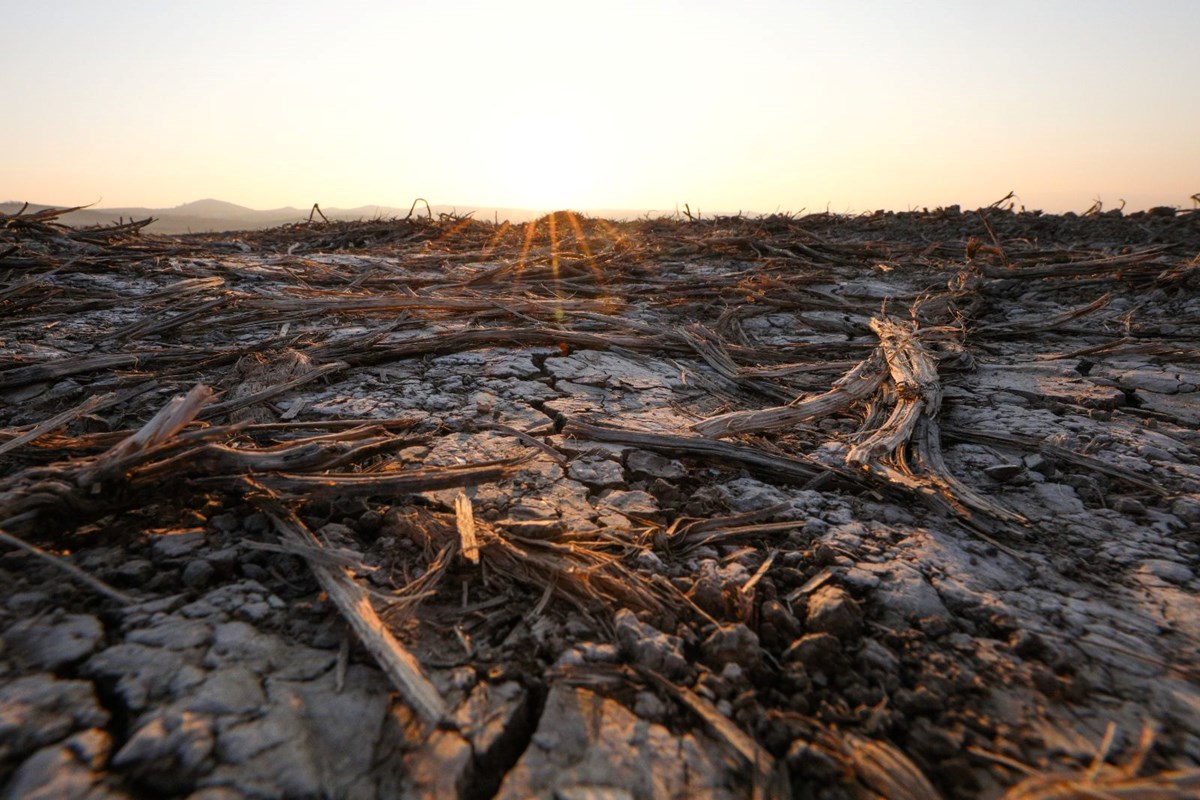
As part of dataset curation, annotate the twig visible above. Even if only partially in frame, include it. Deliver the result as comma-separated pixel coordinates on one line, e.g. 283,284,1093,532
0,514,135,604
266,505,449,725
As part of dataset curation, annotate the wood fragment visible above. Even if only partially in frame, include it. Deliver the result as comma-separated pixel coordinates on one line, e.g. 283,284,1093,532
455,492,480,564
0,392,115,458
694,349,885,438
267,506,449,725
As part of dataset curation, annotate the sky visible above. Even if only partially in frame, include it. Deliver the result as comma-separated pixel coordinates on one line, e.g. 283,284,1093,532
3,0,1198,214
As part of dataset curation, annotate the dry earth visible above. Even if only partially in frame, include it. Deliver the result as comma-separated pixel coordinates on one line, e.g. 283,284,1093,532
1,204,1199,799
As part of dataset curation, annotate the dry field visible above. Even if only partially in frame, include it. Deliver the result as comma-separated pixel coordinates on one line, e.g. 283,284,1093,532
1,202,1198,799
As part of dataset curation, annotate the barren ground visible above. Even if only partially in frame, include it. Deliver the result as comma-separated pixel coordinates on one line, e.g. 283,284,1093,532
1,204,1198,799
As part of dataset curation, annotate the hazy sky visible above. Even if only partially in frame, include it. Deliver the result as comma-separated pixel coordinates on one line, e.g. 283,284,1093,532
3,0,1198,213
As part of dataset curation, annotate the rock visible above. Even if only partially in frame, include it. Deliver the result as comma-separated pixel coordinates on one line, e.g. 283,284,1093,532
1112,497,1146,517
1011,629,1048,659
894,686,944,716
0,675,109,767
192,664,388,798
907,717,962,759
805,586,863,639
633,691,666,721
783,633,842,672
205,621,284,672
1170,496,1200,523
127,618,213,651
983,463,1023,482
717,478,793,514
1023,454,1053,476
597,490,659,519
918,615,952,638
758,600,802,649
858,639,899,674
700,624,762,671
613,609,688,679
5,591,51,613
112,710,215,792
1151,679,1200,738
1133,390,1200,425
455,681,530,771
0,729,113,800
495,684,733,799
84,643,189,712
234,601,271,623
1140,559,1196,585
626,450,687,480
870,564,950,625
567,458,625,489
1033,483,1085,515
1117,368,1180,394
390,729,474,800
182,667,265,715
150,531,207,561
3,614,104,670
208,512,240,533
182,560,216,589
112,559,156,585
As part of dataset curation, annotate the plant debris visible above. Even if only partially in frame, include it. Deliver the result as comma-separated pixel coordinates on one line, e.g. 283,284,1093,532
1,202,1198,798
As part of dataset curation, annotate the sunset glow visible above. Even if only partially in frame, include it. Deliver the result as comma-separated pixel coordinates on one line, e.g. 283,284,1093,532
2,0,1198,214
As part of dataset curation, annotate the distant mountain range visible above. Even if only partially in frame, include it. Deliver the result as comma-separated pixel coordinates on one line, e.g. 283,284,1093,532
0,199,676,235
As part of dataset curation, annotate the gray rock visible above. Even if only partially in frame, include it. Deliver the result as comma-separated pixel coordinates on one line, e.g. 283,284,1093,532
208,513,240,533
454,681,530,768
5,591,51,613
805,585,863,639
112,710,214,792
127,619,213,651
1112,497,1147,516
233,601,271,623
0,728,114,800
633,691,667,721
783,633,842,672
182,560,215,589
85,643,188,711
870,564,950,625
186,789,244,800
205,622,282,674
1023,453,1053,475
700,624,762,671
1141,559,1196,585
597,490,659,519
151,531,207,561
4,614,104,670
1151,678,1200,738
181,667,264,717
567,458,625,490
0,676,109,766
579,642,620,663
717,478,793,514
626,450,687,480
495,685,734,799
1033,483,1085,515
984,463,1023,482
858,639,899,673
613,609,688,679
1171,495,1200,523
1118,368,1180,394
209,665,388,799
112,559,155,585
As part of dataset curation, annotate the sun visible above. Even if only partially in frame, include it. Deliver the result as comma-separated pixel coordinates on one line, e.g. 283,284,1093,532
495,117,600,211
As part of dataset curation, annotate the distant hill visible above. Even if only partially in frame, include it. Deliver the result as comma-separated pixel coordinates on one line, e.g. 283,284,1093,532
0,200,677,235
